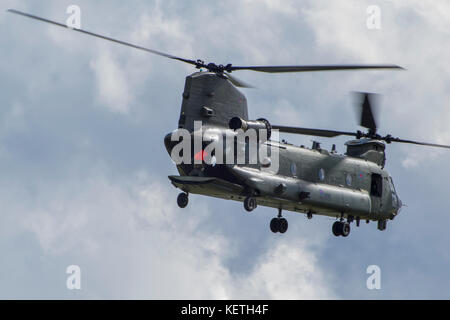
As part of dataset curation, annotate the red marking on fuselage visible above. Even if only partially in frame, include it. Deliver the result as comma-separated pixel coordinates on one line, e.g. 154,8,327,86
194,150,208,161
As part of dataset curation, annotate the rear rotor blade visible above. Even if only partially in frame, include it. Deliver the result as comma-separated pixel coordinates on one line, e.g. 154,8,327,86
230,65,403,73
272,125,357,138
8,9,404,76
357,92,378,133
225,72,253,88
7,9,197,66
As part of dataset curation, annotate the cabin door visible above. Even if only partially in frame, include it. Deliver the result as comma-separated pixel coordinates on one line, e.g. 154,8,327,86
370,173,383,214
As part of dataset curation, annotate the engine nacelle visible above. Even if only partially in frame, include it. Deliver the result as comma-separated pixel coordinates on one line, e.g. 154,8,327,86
229,117,272,140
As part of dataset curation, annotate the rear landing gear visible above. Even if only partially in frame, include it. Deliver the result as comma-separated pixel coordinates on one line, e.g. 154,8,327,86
244,196,257,212
270,217,288,233
270,208,288,234
332,221,351,237
177,192,189,208
332,221,340,237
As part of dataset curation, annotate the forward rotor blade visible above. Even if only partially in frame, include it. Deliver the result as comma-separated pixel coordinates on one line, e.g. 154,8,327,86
7,9,197,66
230,65,404,73
386,137,450,149
225,72,253,88
272,125,357,138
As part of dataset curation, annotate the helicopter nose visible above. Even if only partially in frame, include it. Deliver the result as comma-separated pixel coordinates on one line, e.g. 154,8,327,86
397,196,403,213
164,132,175,155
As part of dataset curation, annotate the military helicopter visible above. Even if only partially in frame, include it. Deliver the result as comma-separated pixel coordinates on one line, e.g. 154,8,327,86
9,9,450,237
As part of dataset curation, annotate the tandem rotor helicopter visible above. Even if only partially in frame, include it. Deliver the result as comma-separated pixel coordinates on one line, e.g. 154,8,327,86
9,9,450,237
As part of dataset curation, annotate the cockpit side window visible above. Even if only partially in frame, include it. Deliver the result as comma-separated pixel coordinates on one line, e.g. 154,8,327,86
388,177,397,194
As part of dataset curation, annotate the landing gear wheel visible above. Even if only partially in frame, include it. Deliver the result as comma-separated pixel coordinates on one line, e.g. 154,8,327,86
341,222,351,237
244,196,257,212
332,221,341,237
177,192,189,208
279,218,288,233
270,218,280,233
332,221,351,237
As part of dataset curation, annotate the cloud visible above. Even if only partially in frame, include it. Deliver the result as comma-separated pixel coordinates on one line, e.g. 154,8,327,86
244,0,299,16
301,0,450,168
234,241,336,299
89,49,132,113
3,0,450,300
13,170,335,299
85,2,195,114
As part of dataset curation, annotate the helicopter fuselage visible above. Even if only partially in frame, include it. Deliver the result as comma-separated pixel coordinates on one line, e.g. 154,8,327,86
163,71,403,232
166,129,402,222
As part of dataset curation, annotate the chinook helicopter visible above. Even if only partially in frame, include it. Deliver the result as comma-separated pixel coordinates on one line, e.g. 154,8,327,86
9,9,450,237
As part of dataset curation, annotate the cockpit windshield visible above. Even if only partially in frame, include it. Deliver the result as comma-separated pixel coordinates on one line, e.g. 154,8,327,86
388,177,397,194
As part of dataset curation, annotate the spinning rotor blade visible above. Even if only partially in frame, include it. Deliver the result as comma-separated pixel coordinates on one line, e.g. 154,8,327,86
357,92,378,133
272,125,357,138
230,65,403,73
8,10,447,151
7,9,198,67
225,72,253,88
274,124,450,150
383,137,450,149
8,9,403,78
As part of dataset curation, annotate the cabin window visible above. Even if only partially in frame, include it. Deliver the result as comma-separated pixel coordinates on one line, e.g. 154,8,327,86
370,173,383,197
345,173,353,186
318,168,325,181
290,162,297,176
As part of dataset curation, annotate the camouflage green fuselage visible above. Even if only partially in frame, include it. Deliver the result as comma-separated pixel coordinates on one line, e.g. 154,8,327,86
166,71,401,222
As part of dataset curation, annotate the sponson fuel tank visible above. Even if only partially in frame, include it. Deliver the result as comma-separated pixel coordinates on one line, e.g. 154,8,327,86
230,166,372,217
